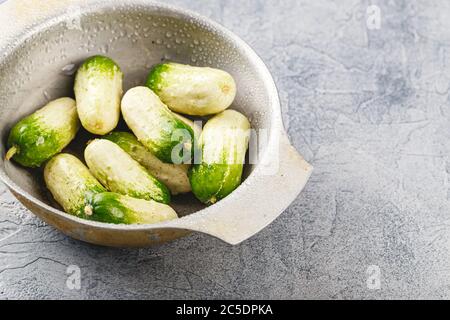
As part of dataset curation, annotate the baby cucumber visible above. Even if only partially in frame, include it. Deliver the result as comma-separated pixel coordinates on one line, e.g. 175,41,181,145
189,110,250,204
6,98,80,168
74,55,123,135
146,62,236,116
121,86,194,164
88,192,177,225
84,139,171,204
44,153,105,216
45,155,176,224
105,132,191,195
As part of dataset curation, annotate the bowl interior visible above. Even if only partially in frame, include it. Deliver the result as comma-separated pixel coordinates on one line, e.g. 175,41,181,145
0,3,274,217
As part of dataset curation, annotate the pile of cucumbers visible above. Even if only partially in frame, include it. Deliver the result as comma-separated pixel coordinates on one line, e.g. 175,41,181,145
5,56,251,225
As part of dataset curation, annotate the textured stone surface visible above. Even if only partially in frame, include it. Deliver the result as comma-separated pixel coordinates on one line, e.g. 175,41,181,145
1,0,450,299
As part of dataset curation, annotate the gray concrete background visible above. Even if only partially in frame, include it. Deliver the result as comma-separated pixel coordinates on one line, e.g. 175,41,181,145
1,0,450,299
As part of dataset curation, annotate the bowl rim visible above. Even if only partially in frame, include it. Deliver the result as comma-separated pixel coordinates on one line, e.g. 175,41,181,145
0,0,283,232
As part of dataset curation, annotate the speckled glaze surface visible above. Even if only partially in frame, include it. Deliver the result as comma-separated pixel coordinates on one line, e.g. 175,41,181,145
0,0,312,247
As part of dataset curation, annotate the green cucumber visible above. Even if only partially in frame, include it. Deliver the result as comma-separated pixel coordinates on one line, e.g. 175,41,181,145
84,139,171,204
146,62,236,116
189,110,250,204
104,132,191,195
121,86,194,164
6,97,80,168
88,192,177,225
74,55,123,135
44,153,105,216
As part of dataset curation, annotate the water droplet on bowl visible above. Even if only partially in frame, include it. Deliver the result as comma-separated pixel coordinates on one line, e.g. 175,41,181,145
100,44,109,53
43,90,51,101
